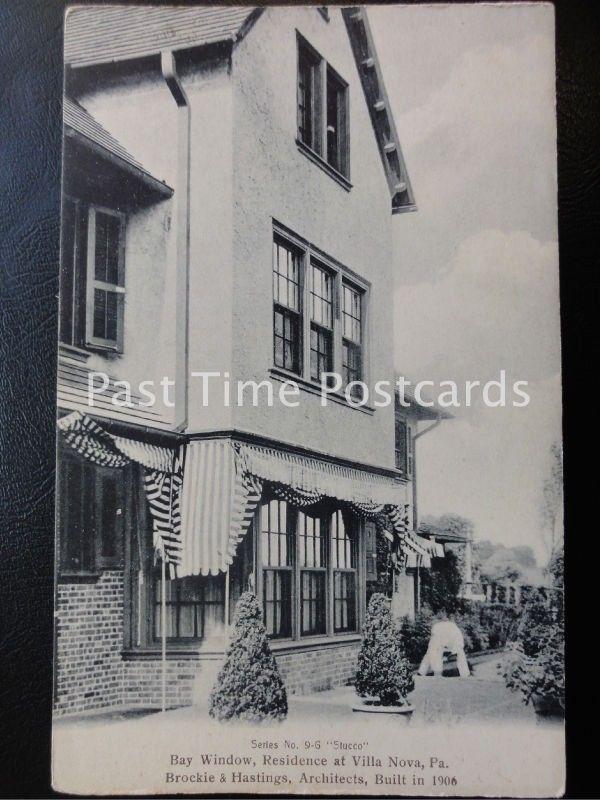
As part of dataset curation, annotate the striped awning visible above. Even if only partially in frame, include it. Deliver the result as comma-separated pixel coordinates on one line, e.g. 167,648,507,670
237,443,404,507
178,439,408,577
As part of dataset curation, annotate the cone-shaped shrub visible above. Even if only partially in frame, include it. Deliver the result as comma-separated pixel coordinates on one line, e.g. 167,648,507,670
355,593,414,706
209,592,288,722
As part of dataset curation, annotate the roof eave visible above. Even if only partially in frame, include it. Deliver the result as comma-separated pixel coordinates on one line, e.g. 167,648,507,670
64,126,174,198
342,6,416,216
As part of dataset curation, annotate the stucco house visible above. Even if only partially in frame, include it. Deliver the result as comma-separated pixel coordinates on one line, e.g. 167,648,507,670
55,5,433,716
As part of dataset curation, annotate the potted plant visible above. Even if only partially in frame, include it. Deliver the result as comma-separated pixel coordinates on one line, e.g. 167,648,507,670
354,593,415,717
208,592,288,722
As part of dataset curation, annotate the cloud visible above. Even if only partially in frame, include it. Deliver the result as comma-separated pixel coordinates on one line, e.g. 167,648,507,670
389,33,557,283
394,229,561,389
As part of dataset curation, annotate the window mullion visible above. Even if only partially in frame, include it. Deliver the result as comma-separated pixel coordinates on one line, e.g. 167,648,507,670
302,250,311,380
327,517,334,636
293,508,300,641
333,271,343,379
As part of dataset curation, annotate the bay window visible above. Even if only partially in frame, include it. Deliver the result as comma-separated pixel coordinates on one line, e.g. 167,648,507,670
259,499,360,640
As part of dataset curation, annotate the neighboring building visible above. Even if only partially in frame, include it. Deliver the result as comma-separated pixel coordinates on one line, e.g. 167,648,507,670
387,389,451,619
54,6,425,716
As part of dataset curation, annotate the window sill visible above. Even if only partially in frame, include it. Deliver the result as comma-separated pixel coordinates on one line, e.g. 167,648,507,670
58,572,102,584
296,139,352,191
58,343,91,362
270,633,362,653
269,367,375,415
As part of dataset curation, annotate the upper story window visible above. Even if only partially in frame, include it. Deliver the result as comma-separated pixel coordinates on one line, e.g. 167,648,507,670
60,197,125,353
272,227,367,396
394,416,413,476
297,35,349,180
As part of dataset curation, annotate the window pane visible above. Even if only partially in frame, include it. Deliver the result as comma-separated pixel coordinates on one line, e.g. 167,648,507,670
301,571,326,635
261,500,293,567
273,240,300,312
310,324,332,382
310,263,332,328
327,71,341,170
298,47,314,147
100,472,120,559
342,284,361,343
93,288,106,339
333,571,356,632
106,291,118,342
94,211,120,284
395,418,408,472
274,307,300,373
298,512,326,568
331,511,356,569
264,570,292,638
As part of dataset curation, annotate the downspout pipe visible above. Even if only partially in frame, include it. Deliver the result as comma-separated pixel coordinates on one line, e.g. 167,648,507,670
161,50,190,432
411,412,442,532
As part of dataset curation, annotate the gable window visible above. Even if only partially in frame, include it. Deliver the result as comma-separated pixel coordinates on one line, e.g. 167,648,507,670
273,238,302,375
326,67,348,175
58,449,124,577
59,199,125,353
297,36,349,180
297,41,321,155
258,499,360,640
394,417,413,476
272,227,368,398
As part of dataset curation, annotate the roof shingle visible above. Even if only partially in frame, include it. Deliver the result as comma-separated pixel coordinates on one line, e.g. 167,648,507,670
64,6,258,68
64,96,172,194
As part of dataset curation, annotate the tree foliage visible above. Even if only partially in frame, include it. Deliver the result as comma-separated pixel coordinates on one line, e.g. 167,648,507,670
209,592,288,722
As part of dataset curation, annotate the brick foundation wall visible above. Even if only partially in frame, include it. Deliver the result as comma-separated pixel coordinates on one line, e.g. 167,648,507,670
275,641,360,695
54,570,124,716
55,572,360,715
122,658,205,709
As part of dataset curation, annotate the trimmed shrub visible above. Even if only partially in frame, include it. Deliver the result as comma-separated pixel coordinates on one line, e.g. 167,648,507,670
208,592,287,722
355,593,414,706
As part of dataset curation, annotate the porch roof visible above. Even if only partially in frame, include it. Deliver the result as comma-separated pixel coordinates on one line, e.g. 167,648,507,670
64,97,173,198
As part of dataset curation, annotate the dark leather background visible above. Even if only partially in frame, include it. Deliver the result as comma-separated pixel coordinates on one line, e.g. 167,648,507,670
0,0,597,797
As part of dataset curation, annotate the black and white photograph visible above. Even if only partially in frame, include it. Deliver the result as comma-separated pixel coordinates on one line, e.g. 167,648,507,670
48,3,564,795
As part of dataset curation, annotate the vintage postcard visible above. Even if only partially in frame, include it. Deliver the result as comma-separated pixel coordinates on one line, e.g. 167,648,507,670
52,3,564,796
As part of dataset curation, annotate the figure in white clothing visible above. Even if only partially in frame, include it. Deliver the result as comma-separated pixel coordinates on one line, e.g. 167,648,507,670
418,620,470,678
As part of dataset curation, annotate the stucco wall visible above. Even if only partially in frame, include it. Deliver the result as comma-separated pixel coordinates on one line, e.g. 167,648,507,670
72,66,180,424
230,7,398,470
